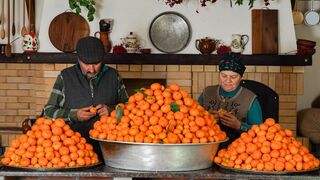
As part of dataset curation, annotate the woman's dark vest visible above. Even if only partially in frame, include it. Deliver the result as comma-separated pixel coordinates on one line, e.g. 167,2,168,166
202,85,256,148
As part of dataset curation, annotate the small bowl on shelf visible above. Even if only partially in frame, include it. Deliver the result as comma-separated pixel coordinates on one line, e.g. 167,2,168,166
140,48,151,54
297,39,316,49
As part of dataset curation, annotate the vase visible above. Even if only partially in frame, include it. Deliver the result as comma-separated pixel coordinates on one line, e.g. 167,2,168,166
94,31,111,53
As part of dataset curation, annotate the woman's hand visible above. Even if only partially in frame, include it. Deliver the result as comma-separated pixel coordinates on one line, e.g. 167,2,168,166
220,112,241,130
77,106,96,122
95,104,112,116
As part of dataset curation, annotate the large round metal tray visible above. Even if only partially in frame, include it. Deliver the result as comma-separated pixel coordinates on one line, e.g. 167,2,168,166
92,137,228,171
216,163,319,175
149,11,191,53
0,159,103,172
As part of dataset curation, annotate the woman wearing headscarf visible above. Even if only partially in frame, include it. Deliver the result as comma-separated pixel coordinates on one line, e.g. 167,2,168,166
198,53,263,148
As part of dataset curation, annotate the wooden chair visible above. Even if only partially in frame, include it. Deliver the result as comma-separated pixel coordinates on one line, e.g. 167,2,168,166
240,79,279,122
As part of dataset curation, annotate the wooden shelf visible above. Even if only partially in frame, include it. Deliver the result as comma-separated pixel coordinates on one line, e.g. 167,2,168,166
0,53,312,66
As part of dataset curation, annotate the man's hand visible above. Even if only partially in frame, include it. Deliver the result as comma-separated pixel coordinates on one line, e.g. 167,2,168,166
95,104,112,116
220,112,241,130
77,106,96,122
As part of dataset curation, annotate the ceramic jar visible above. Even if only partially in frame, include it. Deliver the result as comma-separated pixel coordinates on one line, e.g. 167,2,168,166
22,32,39,52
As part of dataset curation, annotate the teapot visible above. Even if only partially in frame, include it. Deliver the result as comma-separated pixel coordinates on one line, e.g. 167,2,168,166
230,34,249,53
121,32,140,53
195,37,218,55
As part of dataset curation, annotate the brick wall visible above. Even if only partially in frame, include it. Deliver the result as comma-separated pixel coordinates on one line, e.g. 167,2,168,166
0,63,305,148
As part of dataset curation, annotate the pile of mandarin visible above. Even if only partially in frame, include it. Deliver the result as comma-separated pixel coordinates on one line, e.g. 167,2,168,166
213,118,320,171
89,83,227,144
1,118,99,168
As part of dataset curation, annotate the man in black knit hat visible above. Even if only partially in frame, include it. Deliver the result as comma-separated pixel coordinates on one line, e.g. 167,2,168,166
43,36,128,163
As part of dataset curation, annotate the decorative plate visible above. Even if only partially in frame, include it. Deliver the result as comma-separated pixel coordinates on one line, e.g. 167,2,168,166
149,12,191,53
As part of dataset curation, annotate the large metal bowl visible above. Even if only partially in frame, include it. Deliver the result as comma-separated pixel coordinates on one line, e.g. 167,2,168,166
92,137,228,171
